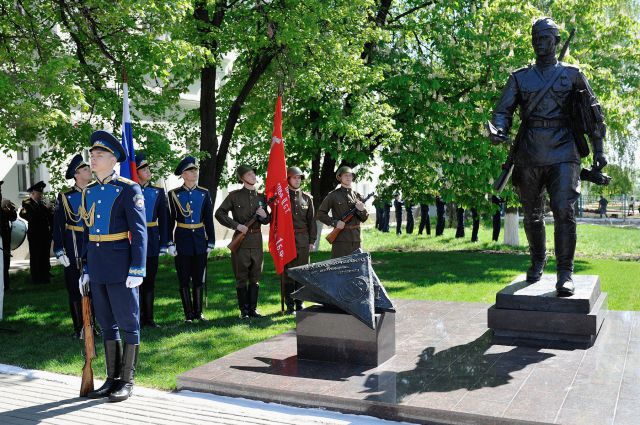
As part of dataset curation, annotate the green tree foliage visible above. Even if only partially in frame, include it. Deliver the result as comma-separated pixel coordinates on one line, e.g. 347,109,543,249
1,0,638,206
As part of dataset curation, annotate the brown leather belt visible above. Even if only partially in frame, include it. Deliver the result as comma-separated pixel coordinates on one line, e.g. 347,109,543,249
344,225,360,230
247,228,261,234
294,228,308,233
527,119,569,128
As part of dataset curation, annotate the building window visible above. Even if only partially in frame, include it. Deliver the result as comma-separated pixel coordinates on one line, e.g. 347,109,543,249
16,145,40,193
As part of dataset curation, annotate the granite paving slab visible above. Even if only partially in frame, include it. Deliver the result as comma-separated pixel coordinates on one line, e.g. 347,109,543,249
178,299,640,425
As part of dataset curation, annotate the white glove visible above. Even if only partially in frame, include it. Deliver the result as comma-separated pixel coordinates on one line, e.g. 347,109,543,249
57,254,70,268
167,245,177,257
206,246,213,255
126,276,144,288
79,274,90,295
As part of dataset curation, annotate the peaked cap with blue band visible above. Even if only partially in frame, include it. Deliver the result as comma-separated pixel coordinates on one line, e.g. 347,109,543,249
65,154,89,179
135,152,149,170
89,130,126,163
174,155,198,176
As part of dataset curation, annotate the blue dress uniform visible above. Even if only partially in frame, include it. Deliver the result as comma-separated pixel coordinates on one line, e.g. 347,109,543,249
52,154,89,338
135,153,169,327
81,130,146,402
167,156,215,322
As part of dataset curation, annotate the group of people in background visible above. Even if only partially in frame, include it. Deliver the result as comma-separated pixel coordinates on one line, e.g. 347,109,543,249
374,194,505,243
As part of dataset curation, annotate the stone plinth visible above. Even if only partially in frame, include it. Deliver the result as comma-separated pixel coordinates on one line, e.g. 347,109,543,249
489,274,607,348
296,305,395,366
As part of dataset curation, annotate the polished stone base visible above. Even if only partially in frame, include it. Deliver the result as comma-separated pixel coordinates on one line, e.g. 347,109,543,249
489,274,607,348
296,306,395,366
177,300,640,425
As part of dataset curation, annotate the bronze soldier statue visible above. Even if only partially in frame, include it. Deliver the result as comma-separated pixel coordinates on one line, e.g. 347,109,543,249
282,167,317,314
215,165,271,319
317,166,369,258
490,18,607,296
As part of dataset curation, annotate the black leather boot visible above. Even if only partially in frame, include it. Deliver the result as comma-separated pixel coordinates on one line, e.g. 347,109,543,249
284,280,295,314
179,287,194,323
248,283,262,317
87,340,122,398
524,220,547,284
108,343,139,402
555,227,576,297
236,286,249,319
69,301,83,339
192,286,207,322
144,289,159,328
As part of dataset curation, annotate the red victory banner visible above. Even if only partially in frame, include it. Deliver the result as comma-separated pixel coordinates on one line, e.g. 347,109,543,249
265,95,297,274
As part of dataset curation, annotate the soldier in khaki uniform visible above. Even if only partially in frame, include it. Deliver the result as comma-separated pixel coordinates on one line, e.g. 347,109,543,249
317,166,368,258
215,165,271,319
282,167,317,314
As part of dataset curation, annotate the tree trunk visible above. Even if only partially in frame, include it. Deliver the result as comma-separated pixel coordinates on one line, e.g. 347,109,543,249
198,65,219,202
504,207,520,246
310,150,338,210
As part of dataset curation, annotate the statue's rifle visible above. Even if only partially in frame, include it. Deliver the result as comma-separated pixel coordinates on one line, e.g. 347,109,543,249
325,193,374,244
488,28,575,193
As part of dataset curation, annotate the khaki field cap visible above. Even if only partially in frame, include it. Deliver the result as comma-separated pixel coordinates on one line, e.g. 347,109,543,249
287,166,304,179
236,164,256,182
335,166,356,181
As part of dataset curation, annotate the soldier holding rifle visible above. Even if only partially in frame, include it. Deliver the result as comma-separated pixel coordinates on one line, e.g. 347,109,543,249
317,166,369,258
215,165,271,319
489,18,607,296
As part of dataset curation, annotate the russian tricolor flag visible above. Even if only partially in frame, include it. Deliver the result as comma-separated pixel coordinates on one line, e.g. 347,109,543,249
120,83,138,182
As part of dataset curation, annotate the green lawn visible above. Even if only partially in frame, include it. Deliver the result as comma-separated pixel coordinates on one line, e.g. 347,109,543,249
0,222,638,390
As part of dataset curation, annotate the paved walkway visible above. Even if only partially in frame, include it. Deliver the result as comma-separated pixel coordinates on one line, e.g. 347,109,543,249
0,364,410,425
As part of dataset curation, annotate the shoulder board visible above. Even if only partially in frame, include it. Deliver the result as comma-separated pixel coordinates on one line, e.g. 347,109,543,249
560,62,580,72
61,186,75,195
196,186,209,192
512,65,532,75
116,176,136,186
229,188,242,195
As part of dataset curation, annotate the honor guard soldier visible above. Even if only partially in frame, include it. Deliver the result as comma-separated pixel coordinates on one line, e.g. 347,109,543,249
215,165,271,319
79,130,147,402
53,155,92,338
317,166,368,258
135,153,169,327
167,156,215,323
20,181,54,284
282,167,316,314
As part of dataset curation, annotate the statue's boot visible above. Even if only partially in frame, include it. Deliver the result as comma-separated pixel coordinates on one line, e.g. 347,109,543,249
87,340,122,398
108,343,139,402
248,283,262,318
555,227,576,297
524,221,547,284
236,286,249,319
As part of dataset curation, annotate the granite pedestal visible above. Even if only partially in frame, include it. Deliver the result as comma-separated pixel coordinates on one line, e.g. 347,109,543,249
488,274,607,348
296,305,395,366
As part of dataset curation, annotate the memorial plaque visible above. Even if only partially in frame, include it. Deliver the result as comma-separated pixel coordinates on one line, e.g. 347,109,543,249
288,251,394,329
